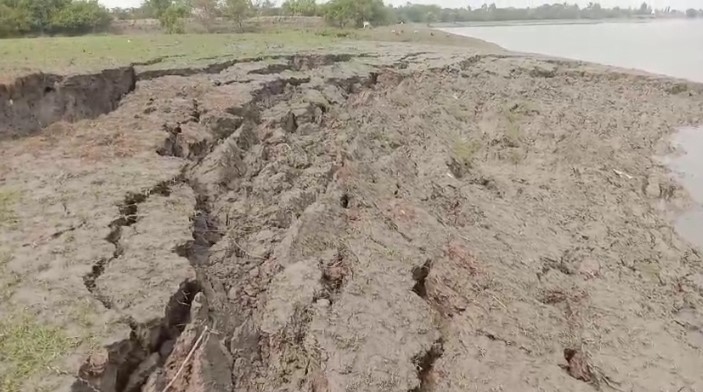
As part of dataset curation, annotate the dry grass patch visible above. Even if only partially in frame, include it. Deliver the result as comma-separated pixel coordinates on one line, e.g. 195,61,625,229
451,138,481,168
0,251,20,301
448,137,482,178
0,190,20,227
503,110,523,148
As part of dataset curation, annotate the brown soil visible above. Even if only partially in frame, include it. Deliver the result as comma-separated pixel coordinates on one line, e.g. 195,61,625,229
2,41,703,392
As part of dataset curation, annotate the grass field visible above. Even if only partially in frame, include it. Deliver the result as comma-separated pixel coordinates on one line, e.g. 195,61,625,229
0,31,339,80
0,25,500,81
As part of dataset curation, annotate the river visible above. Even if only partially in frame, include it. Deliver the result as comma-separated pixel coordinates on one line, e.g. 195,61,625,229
443,19,703,83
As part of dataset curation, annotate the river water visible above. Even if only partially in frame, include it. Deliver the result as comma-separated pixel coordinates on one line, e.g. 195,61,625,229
444,19,703,83
446,19,703,249
663,127,703,250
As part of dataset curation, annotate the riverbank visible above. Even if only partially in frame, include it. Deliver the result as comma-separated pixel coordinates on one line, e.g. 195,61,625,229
441,18,703,83
2,34,703,392
435,16,661,28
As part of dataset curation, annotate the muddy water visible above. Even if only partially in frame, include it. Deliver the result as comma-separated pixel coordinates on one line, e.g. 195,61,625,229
667,126,703,249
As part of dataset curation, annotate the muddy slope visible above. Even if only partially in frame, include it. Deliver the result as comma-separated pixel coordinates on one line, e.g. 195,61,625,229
0,67,135,139
2,44,703,392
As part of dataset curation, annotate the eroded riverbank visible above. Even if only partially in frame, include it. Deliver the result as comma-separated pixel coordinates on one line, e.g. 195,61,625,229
2,42,703,392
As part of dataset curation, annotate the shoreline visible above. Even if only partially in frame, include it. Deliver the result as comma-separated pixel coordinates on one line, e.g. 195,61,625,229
434,16,679,28
438,20,703,84
2,39,703,392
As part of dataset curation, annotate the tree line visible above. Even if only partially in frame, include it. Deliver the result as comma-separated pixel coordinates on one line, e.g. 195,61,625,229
270,1,702,25
2,0,702,38
111,0,390,32
119,0,697,31
281,1,701,25
0,0,111,37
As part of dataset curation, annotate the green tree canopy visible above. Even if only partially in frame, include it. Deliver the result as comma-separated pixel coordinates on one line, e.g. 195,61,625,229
145,0,173,18
282,0,318,16
389,2,669,24
0,0,110,37
159,2,188,33
18,0,70,33
323,0,388,28
223,0,252,29
51,0,111,34
0,3,31,36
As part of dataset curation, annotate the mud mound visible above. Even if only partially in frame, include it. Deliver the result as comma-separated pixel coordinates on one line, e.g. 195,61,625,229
2,47,703,392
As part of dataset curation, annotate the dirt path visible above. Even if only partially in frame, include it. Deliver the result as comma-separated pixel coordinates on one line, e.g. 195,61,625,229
1,42,703,392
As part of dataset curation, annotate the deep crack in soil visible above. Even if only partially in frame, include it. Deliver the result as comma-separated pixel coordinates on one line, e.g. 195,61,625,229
0,67,136,138
410,339,445,392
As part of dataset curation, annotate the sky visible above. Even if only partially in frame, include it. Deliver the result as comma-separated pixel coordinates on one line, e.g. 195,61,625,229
98,0,703,11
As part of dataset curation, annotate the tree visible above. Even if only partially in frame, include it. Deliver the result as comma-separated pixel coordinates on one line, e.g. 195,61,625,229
0,0,111,36
145,0,172,18
223,0,252,30
18,0,70,33
50,0,111,34
0,3,31,36
685,8,698,18
192,0,219,31
160,2,188,33
323,0,388,28
638,2,651,15
282,0,317,16
145,0,190,33
0,0,113,36
109,4,154,19
254,0,278,16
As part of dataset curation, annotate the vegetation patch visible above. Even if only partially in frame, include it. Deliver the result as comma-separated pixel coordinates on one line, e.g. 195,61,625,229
502,102,536,148
0,190,19,227
0,251,20,301
0,314,75,392
0,0,111,38
504,117,522,147
450,138,481,177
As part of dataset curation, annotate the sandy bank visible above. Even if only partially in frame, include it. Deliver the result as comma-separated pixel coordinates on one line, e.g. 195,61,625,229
1,41,703,392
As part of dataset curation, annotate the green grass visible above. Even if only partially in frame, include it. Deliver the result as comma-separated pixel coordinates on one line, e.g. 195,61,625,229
0,314,75,392
0,31,342,80
0,190,19,227
0,24,499,81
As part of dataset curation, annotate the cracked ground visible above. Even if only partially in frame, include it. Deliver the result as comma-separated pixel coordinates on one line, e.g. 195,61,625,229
2,41,703,392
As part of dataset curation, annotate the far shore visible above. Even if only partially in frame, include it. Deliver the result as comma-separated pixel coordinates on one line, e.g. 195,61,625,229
432,16,674,28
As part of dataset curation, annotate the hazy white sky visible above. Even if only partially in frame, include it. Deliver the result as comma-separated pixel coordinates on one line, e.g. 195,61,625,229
98,0,703,11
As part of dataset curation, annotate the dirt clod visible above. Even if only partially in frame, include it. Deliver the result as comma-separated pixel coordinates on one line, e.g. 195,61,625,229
563,348,594,383
412,259,432,299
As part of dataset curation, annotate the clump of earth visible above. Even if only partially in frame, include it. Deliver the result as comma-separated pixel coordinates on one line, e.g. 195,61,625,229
2,41,703,392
